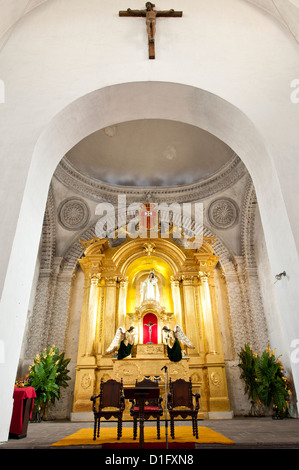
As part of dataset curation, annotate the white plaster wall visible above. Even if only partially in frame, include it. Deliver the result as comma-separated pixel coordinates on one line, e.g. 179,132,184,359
0,0,299,441
247,0,299,42
254,208,298,414
0,0,298,290
254,208,291,362
0,0,47,39
17,236,42,378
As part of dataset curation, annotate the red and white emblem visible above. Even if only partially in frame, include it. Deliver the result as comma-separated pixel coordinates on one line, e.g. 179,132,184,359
139,202,158,232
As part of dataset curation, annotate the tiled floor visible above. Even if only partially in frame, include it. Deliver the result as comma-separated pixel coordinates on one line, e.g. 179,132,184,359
1,417,299,449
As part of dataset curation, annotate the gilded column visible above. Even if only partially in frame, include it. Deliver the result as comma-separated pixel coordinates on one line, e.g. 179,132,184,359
102,276,118,355
72,239,108,415
170,275,183,327
207,271,225,360
199,271,231,413
72,271,100,413
76,269,93,360
96,281,105,355
181,275,200,355
84,273,101,356
198,271,217,355
118,276,128,329
193,281,205,357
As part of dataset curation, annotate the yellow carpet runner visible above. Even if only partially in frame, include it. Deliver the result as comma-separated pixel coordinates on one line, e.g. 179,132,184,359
51,425,235,447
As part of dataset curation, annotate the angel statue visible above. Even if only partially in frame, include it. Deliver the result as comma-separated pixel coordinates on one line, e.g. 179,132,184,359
106,326,135,360
162,325,194,362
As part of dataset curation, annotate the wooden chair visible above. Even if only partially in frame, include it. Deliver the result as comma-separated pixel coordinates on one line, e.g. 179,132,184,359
129,378,163,440
167,377,201,439
90,378,125,441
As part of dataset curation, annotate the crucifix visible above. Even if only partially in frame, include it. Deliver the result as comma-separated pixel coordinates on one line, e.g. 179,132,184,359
119,2,183,59
145,321,156,344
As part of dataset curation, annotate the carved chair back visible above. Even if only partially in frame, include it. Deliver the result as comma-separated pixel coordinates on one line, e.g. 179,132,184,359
169,378,193,409
99,379,123,410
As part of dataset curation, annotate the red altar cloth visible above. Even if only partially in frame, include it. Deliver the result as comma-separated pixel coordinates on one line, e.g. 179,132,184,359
9,387,36,436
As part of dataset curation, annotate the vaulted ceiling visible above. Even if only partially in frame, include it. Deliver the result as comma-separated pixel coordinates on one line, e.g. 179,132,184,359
65,119,235,187
52,118,251,258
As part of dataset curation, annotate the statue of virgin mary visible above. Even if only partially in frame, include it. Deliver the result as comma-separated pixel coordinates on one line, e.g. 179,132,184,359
140,270,160,304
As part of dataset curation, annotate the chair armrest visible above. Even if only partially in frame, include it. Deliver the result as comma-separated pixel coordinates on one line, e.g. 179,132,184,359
193,393,201,410
90,393,101,401
129,398,136,412
120,394,125,411
167,392,173,410
90,394,100,412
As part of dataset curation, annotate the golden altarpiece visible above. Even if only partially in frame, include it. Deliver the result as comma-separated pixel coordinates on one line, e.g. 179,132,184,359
72,233,231,419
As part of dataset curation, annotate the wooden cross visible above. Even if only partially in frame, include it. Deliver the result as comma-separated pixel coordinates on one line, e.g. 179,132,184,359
119,2,183,59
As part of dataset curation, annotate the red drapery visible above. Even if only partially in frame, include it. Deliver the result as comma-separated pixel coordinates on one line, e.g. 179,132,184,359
143,313,158,344
9,387,36,435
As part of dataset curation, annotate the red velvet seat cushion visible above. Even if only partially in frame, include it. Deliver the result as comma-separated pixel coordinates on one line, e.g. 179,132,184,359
133,406,160,411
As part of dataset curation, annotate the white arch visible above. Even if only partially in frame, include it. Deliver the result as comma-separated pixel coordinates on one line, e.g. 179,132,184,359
0,82,299,441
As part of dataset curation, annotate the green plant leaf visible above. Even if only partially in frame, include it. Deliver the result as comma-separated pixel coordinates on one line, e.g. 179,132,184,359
239,344,291,417
26,346,71,419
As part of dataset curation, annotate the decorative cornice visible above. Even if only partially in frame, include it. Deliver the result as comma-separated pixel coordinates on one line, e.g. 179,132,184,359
54,154,247,204
40,184,56,271
240,176,258,269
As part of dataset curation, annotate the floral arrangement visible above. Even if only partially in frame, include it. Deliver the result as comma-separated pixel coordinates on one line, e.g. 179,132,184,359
15,345,71,421
15,373,31,388
238,344,292,419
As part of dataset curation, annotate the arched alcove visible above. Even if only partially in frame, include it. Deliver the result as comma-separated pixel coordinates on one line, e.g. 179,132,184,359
1,0,299,443
2,81,299,437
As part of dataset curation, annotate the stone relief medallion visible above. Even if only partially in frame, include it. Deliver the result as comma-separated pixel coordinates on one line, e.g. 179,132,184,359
81,373,92,390
210,371,221,388
191,372,201,383
114,363,140,384
168,362,188,380
58,197,90,231
208,198,239,229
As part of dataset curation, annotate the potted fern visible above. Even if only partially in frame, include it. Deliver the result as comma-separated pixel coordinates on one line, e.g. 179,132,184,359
238,344,291,418
19,345,71,421
256,347,291,419
238,344,263,416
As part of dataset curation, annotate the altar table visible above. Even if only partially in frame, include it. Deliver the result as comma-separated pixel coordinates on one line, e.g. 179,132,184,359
124,387,160,449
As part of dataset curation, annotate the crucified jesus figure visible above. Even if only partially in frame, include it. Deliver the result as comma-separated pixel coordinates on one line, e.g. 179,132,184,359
145,321,156,344
145,2,159,43
119,3,183,59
